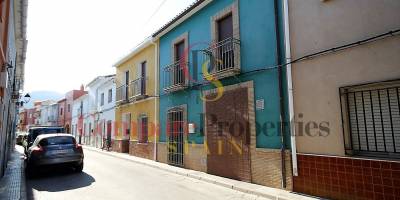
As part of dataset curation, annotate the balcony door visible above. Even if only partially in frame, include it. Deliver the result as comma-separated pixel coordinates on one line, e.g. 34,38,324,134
124,71,129,100
174,41,185,85
217,13,234,70
140,61,146,95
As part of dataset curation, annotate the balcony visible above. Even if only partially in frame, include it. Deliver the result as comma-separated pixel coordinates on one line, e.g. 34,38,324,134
203,37,241,79
129,77,147,100
116,84,129,104
163,60,189,93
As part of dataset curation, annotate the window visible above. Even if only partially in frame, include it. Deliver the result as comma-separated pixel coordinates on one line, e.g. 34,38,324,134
340,80,400,158
67,104,70,112
100,93,104,106
60,108,63,116
138,115,148,143
108,89,112,103
39,136,75,146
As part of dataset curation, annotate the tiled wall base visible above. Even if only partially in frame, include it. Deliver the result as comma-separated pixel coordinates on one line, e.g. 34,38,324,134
294,154,400,200
184,143,206,172
112,139,129,153
251,149,293,190
129,141,154,160
156,142,167,164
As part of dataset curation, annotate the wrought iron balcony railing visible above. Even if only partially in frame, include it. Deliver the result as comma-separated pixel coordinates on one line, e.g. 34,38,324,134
129,77,147,100
163,60,189,93
116,84,129,103
203,37,241,79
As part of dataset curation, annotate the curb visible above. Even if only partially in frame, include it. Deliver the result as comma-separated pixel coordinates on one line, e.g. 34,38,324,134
83,146,317,200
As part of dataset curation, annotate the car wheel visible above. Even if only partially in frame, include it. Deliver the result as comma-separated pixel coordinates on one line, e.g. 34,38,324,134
75,162,83,172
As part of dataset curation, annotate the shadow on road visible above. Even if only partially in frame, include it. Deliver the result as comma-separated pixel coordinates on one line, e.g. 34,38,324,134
26,165,95,200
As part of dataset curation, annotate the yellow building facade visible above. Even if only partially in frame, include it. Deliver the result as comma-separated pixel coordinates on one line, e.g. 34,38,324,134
113,38,159,160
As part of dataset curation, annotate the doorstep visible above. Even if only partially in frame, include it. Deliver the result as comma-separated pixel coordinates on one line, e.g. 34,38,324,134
83,145,318,200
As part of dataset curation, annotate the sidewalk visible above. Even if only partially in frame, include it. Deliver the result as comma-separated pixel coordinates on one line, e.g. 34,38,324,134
83,146,318,200
0,145,26,200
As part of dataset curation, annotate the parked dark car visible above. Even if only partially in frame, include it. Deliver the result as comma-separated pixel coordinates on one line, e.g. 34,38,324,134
26,134,84,176
24,126,65,154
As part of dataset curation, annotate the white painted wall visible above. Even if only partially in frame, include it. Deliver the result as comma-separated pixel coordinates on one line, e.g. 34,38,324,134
84,75,116,147
98,76,116,142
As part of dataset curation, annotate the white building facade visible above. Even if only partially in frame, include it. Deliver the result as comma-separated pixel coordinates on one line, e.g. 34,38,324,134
96,75,116,148
48,103,58,126
38,100,56,126
78,74,116,148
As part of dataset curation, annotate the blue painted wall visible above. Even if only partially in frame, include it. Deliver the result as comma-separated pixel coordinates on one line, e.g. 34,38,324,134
158,0,289,149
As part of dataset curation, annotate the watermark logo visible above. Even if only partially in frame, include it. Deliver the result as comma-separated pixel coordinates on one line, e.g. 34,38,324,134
172,41,226,102
199,59,224,102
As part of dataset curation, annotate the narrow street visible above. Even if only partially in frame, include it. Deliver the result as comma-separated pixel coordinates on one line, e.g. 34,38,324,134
26,149,266,200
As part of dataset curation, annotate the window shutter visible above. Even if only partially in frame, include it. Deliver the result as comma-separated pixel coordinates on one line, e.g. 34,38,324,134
345,86,400,156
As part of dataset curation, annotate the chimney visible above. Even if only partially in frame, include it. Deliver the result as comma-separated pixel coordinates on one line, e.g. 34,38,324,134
80,84,84,91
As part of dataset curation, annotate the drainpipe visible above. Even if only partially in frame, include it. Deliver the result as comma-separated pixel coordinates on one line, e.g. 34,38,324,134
274,0,286,189
151,38,158,161
283,0,298,177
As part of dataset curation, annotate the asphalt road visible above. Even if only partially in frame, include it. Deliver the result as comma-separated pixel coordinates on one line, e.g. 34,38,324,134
26,148,267,200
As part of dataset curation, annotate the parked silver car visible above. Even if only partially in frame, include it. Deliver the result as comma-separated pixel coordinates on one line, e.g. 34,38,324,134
26,134,84,176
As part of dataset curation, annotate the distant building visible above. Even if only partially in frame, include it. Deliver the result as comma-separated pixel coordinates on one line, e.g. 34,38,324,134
86,75,116,148
33,101,42,125
64,85,87,133
57,98,66,127
38,100,56,126
18,109,27,132
25,108,36,128
48,103,59,126
97,75,116,149
57,85,87,132
72,94,89,144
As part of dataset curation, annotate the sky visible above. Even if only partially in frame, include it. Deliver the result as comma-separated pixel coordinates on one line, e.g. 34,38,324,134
24,0,196,94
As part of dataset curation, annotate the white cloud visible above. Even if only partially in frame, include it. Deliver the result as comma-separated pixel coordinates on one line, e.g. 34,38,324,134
24,0,195,94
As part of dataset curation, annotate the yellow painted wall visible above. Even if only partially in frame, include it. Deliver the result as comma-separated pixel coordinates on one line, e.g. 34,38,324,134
115,41,159,141
115,44,156,96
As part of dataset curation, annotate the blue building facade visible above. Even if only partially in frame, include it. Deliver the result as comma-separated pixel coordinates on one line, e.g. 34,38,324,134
154,0,291,189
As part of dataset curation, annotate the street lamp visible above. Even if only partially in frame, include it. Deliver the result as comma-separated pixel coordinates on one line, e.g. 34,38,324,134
23,93,31,103
16,93,31,107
